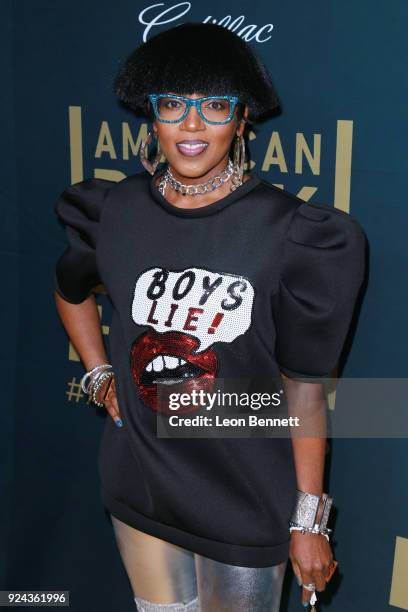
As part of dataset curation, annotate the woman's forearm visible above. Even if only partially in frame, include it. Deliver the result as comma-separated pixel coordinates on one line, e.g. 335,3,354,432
54,291,108,371
290,436,326,497
281,374,327,496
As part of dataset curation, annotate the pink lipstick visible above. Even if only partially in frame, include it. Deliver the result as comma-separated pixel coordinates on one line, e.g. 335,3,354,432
176,140,209,157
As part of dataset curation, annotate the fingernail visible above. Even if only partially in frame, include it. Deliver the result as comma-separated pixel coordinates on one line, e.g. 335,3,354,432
114,418,123,428
297,577,303,586
302,603,309,608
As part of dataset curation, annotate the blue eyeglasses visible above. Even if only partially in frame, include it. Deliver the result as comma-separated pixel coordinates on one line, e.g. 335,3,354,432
148,94,241,125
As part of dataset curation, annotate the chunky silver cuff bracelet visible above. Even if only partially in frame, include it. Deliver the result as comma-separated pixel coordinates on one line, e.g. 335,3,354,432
289,489,333,534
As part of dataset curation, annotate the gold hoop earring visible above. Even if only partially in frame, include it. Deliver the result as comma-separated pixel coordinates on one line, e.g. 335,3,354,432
230,134,246,191
139,131,162,175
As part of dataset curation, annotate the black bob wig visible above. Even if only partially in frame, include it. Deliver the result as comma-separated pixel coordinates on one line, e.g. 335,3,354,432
113,22,280,123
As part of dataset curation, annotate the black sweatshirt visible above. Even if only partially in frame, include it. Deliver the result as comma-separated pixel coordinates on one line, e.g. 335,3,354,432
54,169,365,567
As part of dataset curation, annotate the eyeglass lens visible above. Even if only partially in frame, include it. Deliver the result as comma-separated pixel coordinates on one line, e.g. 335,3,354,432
156,97,233,123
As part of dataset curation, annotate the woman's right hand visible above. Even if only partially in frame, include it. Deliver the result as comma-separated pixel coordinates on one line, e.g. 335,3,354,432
95,376,123,427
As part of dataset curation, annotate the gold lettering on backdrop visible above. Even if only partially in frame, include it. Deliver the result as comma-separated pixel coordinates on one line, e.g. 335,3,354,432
262,132,321,175
261,132,288,173
69,106,83,184
295,133,321,175
95,121,117,159
94,169,127,182
122,122,167,163
122,122,148,160
266,185,318,201
296,186,318,201
389,536,408,608
334,120,353,214
69,304,109,362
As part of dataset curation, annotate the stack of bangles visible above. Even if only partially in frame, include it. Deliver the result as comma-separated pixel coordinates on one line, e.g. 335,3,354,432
288,490,336,609
80,363,115,408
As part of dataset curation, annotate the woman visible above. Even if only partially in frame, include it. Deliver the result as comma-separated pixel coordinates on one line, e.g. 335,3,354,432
54,22,366,611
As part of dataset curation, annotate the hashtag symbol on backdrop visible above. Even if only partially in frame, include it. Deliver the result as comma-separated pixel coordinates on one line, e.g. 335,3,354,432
66,377,84,402
66,377,94,405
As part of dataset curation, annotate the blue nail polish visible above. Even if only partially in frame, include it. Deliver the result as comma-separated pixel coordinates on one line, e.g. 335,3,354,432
115,419,123,428
302,603,309,608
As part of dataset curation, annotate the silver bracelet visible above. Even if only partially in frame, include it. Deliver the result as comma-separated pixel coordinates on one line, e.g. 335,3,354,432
289,489,333,534
289,525,330,541
80,363,112,394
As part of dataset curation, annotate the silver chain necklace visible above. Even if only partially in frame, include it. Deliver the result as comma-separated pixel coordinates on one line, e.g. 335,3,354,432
158,159,234,197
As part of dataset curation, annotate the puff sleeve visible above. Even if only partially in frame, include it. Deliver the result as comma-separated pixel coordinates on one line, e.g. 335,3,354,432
272,202,366,380
53,178,115,304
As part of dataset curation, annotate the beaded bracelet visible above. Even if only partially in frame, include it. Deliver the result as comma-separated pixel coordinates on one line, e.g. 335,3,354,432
91,370,115,408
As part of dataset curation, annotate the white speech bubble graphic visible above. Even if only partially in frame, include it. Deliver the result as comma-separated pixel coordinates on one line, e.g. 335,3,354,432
131,267,255,353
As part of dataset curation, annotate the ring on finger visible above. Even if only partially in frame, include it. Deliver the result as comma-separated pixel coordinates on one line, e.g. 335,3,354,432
302,582,316,591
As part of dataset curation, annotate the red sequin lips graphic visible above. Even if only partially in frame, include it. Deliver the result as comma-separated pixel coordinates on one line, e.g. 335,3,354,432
130,329,217,414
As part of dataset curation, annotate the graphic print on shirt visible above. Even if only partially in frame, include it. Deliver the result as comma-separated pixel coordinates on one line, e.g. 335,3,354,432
129,266,255,413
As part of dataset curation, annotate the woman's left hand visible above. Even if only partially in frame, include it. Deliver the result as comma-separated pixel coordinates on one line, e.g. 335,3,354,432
289,530,333,606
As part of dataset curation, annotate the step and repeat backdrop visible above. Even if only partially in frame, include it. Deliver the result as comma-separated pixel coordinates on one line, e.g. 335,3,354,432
2,1,407,610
